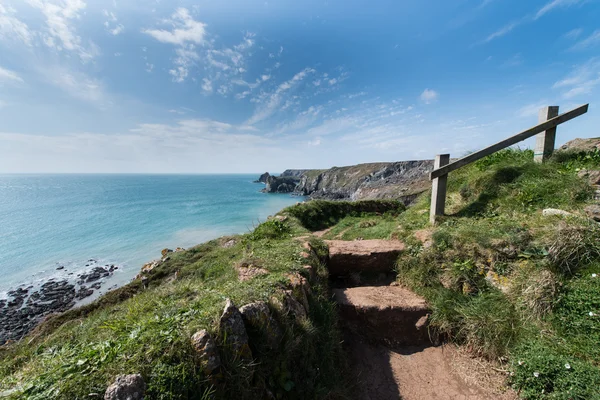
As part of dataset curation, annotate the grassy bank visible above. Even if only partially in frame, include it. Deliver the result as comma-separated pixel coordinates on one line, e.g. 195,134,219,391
1,148,600,399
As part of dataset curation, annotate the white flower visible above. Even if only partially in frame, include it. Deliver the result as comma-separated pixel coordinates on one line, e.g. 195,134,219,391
533,372,540,378
590,311,596,317
518,360,524,366
565,363,571,369
593,273,598,278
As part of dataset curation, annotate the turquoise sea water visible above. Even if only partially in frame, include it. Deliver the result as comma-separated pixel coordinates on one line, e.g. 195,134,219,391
0,174,301,297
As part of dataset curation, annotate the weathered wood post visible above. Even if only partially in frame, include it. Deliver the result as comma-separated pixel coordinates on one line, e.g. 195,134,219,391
430,154,450,224
534,106,559,163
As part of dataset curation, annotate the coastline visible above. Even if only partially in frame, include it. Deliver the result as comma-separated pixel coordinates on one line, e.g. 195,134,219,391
0,179,304,345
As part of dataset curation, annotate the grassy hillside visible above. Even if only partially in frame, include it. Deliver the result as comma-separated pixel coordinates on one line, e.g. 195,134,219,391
1,147,600,399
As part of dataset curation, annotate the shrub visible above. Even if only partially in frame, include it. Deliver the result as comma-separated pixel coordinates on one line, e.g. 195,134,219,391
250,219,292,240
285,200,405,231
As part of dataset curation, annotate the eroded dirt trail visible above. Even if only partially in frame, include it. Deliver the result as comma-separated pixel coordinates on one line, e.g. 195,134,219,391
325,239,517,400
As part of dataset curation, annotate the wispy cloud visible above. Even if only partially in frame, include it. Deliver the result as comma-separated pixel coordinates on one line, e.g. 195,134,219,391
570,30,600,51
0,4,33,46
553,58,600,99
247,68,316,125
420,88,439,104
0,66,24,83
535,0,585,20
41,66,106,103
142,8,206,45
482,21,519,44
564,28,583,40
517,100,550,118
103,10,124,36
27,0,98,61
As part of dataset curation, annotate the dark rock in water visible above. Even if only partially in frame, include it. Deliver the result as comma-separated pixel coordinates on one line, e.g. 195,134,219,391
76,286,94,300
78,266,111,283
56,266,65,270
254,172,270,183
90,282,102,290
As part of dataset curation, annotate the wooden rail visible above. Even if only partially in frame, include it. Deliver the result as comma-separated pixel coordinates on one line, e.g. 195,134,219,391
429,104,589,224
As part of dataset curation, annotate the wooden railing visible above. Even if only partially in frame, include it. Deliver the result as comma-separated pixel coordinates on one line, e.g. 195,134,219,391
429,104,589,224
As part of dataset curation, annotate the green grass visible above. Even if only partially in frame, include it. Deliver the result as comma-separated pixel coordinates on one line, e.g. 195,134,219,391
390,148,600,399
0,221,349,399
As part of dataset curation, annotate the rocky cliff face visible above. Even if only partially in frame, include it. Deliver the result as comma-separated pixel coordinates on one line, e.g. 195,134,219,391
263,175,301,193
281,169,314,178
295,161,434,203
260,160,434,203
255,172,270,183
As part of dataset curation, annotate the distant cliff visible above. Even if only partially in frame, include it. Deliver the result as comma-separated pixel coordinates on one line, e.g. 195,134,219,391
259,161,434,204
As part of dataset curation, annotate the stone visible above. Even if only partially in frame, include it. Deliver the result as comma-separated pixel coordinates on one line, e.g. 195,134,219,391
240,302,282,350
104,374,145,400
236,261,268,281
302,265,316,282
161,248,173,257
219,299,252,359
190,330,221,374
222,239,236,248
578,169,600,186
585,205,600,222
285,272,310,313
542,208,573,217
255,172,270,184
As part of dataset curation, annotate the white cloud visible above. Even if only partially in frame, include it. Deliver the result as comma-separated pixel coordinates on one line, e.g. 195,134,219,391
42,66,105,103
145,63,154,73
308,138,321,146
0,66,24,83
247,68,315,125
202,78,213,93
564,28,583,40
420,88,439,104
517,101,550,118
26,0,97,61
553,58,600,99
142,8,206,45
535,0,584,20
483,21,519,43
570,30,600,51
0,4,33,46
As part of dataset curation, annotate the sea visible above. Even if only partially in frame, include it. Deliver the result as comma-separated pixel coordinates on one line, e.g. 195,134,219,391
0,174,301,299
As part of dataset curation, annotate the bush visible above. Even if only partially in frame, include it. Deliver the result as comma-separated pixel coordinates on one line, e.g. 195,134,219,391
250,219,292,240
285,200,405,231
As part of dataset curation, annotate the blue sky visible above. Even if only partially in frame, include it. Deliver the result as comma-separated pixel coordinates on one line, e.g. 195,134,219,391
0,0,598,173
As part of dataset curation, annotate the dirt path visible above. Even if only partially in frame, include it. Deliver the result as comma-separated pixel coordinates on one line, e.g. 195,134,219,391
345,332,516,400
323,238,517,400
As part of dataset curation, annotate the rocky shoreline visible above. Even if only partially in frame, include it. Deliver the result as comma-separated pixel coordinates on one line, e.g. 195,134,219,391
0,261,119,345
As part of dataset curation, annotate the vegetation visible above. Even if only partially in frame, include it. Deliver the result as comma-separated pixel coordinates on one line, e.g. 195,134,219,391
2,147,600,399
389,148,600,399
0,219,349,399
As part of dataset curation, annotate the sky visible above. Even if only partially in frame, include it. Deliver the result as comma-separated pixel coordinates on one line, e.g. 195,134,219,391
0,0,599,173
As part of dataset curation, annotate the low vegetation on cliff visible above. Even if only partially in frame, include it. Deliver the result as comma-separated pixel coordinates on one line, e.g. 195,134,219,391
1,145,600,399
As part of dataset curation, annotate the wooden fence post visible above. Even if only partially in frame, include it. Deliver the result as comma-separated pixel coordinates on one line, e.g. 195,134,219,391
534,106,559,163
430,154,450,224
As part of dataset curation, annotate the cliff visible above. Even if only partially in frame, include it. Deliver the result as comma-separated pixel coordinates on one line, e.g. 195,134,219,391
261,160,434,204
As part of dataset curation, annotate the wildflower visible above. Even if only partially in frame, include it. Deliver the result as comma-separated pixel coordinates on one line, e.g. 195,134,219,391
590,311,596,317
593,273,598,278
518,360,524,366
533,372,540,378
565,363,571,369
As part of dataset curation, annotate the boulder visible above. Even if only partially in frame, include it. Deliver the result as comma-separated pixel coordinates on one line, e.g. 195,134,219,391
578,169,600,186
240,302,282,350
271,290,307,321
219,299,252,359
285,272,310,313
190,330,221,374
560,137,600,152
585,205,600,222
542,208,573,217
104,374,145,400
161,248,173,257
